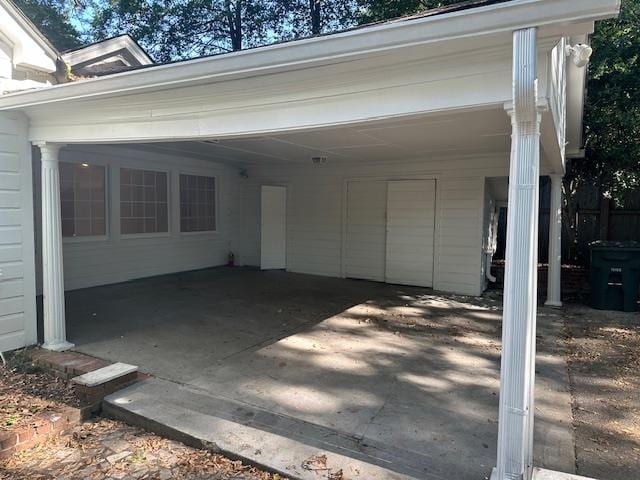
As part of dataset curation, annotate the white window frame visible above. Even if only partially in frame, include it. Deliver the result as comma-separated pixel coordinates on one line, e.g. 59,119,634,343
60,159,110,244
178,171,219,236
119,165,172,239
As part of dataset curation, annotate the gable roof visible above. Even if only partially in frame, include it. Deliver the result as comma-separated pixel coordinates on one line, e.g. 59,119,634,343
62,34,153,76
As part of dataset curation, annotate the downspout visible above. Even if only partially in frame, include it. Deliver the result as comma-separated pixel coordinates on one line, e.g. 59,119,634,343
485,250,497,283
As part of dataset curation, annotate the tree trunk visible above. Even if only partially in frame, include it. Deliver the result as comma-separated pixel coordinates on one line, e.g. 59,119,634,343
225,0,243,51
309,0,321,35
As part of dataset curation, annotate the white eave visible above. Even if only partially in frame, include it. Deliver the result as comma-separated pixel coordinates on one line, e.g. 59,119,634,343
0,0,59,73
0,0,620,110
62,34,154,70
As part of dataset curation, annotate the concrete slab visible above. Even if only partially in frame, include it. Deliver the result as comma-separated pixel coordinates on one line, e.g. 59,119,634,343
66,268,576,479
105,377,423,480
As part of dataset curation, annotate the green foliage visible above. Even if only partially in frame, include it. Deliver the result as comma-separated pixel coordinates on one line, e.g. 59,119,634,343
578,0,640,205
13,0,82,51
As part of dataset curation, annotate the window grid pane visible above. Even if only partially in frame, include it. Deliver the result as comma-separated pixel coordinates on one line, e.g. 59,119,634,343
59,162,106,237
120,168,168,234
179,174,216,232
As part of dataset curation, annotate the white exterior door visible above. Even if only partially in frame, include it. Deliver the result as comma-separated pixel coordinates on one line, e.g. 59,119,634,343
260,185,287,270
0,112,37,352
344,180,387,282
385,180,436,287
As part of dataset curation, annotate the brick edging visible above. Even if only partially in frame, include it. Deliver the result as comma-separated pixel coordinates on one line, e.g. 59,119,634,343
0,405,92,459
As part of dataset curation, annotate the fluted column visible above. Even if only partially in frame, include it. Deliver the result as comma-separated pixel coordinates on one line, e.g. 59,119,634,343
545,174,563,307
493,27,541,480
37,142,73,351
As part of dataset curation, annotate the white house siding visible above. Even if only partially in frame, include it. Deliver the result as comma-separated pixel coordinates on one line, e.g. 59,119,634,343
239,156,508,296
435,177,486,296
33,145,241,292
0,112,37,351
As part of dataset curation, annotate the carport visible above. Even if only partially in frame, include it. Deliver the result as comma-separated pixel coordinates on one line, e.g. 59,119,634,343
64,267,574,479
0,1,621,478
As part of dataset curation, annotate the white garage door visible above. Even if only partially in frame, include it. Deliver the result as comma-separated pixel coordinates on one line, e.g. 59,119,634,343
344,180,387,282
344,179,436,287
385,180,436,287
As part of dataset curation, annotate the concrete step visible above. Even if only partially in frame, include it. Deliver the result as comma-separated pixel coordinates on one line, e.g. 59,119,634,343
103,377,439,480
72,362,138,387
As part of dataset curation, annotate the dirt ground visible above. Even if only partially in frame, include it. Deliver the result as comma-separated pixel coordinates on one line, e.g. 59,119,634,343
0,353,82,431
0,355,282,480
564,304,640,480
0,418,283,480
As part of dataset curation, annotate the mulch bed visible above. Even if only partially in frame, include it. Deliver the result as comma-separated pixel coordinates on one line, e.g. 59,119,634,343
0,352,84,432
564,305,640,480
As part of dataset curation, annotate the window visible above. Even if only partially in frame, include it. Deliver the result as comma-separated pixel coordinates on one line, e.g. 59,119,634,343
60,162,106,237
120,168,168,234
179,174,216,232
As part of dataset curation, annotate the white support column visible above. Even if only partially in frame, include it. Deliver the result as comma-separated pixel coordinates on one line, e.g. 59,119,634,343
37,142,73,351
545,175,563,307
493,27,541,480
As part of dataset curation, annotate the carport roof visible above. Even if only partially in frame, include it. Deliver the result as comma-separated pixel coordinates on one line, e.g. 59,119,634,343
0,0,619,110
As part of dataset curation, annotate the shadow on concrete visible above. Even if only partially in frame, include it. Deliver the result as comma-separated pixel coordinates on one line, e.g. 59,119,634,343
50,267,574,479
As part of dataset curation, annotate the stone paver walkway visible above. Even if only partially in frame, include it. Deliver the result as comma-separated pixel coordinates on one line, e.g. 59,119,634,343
0,418,281,480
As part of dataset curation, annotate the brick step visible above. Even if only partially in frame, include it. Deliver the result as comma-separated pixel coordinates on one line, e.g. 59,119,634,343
72,363,140,404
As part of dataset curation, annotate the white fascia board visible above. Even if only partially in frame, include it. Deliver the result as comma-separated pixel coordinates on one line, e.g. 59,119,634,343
0,0,620,110
62,35,153,68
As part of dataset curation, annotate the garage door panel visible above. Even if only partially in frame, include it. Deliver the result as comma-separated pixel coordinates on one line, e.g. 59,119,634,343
344,181,386,282
385,180,436,287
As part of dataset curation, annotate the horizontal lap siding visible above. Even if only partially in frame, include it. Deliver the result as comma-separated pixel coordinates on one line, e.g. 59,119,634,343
0,112,36,351
243,157,504,296
435,177,485,295
34,146,240,292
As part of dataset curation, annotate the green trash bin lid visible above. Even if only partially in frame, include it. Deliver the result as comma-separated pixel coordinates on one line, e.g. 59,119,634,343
589,240,640,251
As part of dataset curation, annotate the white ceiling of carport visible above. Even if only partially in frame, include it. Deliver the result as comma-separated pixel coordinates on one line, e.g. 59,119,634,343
131,107,512,165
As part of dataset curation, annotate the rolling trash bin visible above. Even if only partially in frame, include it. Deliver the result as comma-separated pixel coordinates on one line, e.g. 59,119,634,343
589,241,640,312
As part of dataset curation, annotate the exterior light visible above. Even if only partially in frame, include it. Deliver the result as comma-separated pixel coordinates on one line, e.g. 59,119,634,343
565,44,593,68
81,163,89,167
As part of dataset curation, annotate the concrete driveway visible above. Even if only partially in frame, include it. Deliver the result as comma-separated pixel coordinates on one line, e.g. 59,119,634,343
64,267,575,479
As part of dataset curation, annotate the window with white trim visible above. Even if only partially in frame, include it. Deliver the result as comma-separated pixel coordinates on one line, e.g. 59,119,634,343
179,174,216,232
59,162,106,237
120,168,168,234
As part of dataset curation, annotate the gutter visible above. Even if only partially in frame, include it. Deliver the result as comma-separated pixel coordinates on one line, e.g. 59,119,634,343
0,0,620,110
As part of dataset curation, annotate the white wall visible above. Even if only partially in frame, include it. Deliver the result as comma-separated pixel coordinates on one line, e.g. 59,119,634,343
0,111,36,352
239,155,509,296
33,145,242,292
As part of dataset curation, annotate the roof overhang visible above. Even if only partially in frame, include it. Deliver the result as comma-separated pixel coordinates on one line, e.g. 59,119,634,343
0,0,58,73
62,34,154,73
0,0,620,110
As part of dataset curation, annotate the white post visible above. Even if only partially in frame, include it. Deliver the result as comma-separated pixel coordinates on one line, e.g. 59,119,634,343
37,142,73,351
493,27,541,480
545,175,563,307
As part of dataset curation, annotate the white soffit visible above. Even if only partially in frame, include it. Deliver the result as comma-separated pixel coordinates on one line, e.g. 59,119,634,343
129,107,512,165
